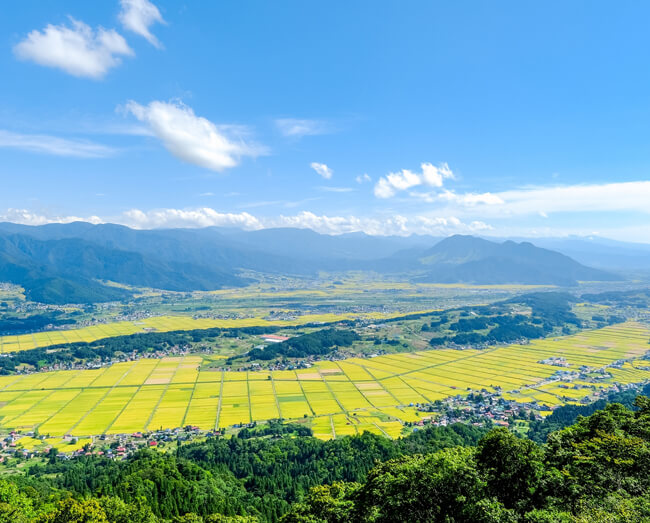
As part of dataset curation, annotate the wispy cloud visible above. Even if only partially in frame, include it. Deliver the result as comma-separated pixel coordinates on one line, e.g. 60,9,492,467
275,118,331,138
124,99,267,171
119,0,166,48
431,181,650,218
310,162,333,179
239,197,321,209
283,197,321,208
410,190,504,206
91,123,154,137
356,173,371,184
238,200,286,209
0,129,115,158
374,162,454,198
14,17,133,79
317,186,355,193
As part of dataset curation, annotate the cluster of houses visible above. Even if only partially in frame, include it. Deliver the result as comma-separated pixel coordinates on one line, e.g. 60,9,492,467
0,425,224,462
415,393,541,430
539,356,570,367
14,345,194,375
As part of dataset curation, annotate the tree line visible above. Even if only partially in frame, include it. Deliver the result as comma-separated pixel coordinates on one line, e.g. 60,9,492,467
231,329,360,363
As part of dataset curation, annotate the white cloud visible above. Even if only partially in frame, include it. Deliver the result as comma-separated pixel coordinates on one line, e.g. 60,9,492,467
121,208,263,229
453,192,504,206
356,173,371,184
433,181,650,218
119,0,165,48
0,206,491,237
270,212,490,236
0,129,115,158
0,208,103,226
374,169,420,198
124,100,266,171
275,118,330,138
421,162,454,187
116,208,490,236
13,17,133,79
411,189,504,205
494,181,650,216
374,162,454,198
310,162,333,179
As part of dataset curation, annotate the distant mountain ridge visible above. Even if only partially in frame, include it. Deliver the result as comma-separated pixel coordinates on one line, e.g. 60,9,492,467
0,232,245,304
411,235,617,286
0,223,621,304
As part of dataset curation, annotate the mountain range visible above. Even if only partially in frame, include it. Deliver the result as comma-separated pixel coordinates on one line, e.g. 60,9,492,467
0,222,625,304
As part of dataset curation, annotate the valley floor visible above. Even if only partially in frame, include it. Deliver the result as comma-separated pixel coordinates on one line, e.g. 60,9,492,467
0,322,647,442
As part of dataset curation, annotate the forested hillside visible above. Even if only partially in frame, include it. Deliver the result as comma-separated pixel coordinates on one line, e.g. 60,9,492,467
0,397,648,521
0,223,622,304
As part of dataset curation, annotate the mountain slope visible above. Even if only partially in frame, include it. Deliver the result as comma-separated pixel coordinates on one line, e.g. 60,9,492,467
0,222,435,273
0,232,246,304
0,224,623,303
0,236,131,304
520,236,650,271
412,235,619,286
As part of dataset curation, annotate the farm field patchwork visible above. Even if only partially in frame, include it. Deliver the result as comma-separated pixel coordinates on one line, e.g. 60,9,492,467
0,309,436,353
0,323,647,439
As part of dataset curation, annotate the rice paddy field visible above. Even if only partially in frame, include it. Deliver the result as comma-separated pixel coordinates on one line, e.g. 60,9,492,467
0,322,647,439
0,309,434,354
0,313,350,354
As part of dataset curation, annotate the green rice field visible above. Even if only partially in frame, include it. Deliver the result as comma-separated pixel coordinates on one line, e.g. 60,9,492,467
0,322,648,439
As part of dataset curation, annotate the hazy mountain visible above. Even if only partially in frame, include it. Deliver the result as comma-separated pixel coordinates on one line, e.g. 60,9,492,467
0,223,436,268
209,227,437,260
411,235,620,286
0,235,130,304
518,236,650,271
0,231,246,304
0,223,623,303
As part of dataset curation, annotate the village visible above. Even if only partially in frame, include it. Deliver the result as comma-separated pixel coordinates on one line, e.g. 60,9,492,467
0,375,644,467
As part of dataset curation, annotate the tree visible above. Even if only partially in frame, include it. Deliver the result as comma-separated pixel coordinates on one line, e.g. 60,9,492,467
98,497,157,523
475,428,544,511
0,480,37,522
354,447,487,522
282,482,358,523
37,498,108,523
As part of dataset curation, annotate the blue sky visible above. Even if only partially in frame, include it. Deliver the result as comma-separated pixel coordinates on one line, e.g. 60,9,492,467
2,1,650,240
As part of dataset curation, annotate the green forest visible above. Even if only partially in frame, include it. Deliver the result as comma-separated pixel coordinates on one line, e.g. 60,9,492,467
232,328,360,362
0,395,647,522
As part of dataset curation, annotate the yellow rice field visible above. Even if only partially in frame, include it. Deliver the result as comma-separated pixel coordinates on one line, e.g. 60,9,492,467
0,310,435,353
0,322,647,439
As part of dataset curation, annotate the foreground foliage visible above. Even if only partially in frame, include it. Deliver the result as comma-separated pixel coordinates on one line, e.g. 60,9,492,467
0,398,649,521
286,396,650,522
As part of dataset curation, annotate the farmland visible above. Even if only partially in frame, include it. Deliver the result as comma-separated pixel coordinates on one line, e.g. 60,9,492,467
0,277,564,353
0,312,371,354
0,322,648,439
